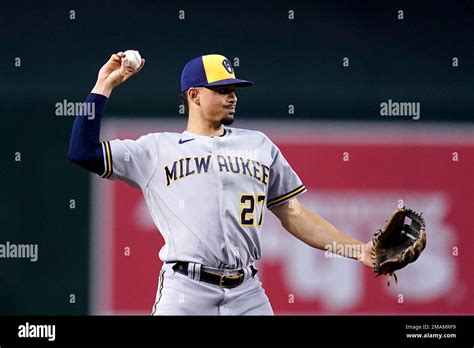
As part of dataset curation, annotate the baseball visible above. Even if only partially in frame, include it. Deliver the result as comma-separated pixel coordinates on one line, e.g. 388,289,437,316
123,50,142,70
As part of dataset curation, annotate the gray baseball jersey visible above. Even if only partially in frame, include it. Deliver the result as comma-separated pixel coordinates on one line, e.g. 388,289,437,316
100,127,306,269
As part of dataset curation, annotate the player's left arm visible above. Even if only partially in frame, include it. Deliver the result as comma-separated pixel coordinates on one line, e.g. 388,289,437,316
271,198,373,268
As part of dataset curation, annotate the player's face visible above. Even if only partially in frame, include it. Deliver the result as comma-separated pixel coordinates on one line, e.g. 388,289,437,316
199,86,238,126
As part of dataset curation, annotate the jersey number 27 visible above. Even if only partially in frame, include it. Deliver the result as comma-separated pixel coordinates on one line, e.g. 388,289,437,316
240,194,265,227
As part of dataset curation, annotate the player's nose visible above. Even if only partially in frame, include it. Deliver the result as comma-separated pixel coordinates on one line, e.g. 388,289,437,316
228,91,237,103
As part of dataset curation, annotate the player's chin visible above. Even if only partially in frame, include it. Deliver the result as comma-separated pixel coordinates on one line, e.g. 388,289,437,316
220,114,235,126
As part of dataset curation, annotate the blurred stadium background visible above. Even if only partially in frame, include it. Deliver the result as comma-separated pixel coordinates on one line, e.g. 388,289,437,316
1,0,472,315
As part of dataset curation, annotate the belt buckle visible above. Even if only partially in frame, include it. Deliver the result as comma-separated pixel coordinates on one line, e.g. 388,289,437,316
219,272,243,288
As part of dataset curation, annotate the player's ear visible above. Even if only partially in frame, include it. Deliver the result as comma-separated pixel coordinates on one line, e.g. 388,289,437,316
188,88,200,106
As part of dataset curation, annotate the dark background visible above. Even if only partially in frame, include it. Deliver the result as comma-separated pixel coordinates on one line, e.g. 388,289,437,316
0,0,472,314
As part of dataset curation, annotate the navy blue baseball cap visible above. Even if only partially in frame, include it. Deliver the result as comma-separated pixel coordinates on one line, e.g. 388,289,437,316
180,54,254,92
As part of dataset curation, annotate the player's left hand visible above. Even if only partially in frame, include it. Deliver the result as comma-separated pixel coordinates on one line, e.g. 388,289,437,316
358,240,398,285
357,240,374,269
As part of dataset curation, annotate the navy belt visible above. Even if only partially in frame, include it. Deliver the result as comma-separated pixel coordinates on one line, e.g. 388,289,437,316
172,261,258,288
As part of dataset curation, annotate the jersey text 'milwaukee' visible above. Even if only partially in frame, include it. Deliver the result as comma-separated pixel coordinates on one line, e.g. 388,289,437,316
164,155,270,186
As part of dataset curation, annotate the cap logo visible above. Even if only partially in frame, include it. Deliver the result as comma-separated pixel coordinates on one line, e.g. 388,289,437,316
222,59,234,74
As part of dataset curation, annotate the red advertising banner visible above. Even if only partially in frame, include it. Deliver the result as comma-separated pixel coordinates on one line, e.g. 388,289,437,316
91,121,473,315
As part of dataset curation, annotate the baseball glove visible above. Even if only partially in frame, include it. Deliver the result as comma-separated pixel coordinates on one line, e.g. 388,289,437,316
371,207,426,285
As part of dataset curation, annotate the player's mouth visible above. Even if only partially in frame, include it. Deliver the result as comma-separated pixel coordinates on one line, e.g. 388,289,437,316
224,105,236,113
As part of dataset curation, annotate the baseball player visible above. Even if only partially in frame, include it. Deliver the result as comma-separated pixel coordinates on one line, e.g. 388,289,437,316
68,52,375,315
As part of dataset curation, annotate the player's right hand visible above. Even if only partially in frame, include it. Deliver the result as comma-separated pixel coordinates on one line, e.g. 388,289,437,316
93,52,145,94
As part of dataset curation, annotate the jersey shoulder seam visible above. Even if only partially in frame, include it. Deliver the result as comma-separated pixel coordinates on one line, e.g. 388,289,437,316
143,133,162,190
262,134,280,168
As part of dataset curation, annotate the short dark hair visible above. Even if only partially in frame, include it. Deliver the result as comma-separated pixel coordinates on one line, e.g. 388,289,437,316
179,91,189,117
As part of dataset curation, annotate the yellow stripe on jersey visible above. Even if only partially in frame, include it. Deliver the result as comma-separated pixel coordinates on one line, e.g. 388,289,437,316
101,141,113,179
105,141,113,178
151,269,165,315
202,54,235,83
267,185,306,208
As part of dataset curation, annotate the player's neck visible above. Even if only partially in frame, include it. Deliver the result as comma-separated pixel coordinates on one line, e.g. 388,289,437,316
186,118,225,137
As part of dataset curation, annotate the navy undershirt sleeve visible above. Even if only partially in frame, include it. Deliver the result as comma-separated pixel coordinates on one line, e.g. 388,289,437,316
67,93,108,176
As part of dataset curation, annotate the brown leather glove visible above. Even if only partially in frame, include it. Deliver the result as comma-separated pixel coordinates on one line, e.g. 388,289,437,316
372,207,427,285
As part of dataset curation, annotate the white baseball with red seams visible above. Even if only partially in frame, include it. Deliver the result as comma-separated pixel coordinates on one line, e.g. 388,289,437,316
123,50,141,70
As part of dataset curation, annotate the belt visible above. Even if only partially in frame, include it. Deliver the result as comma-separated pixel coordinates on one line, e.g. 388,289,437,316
172,261,258,289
